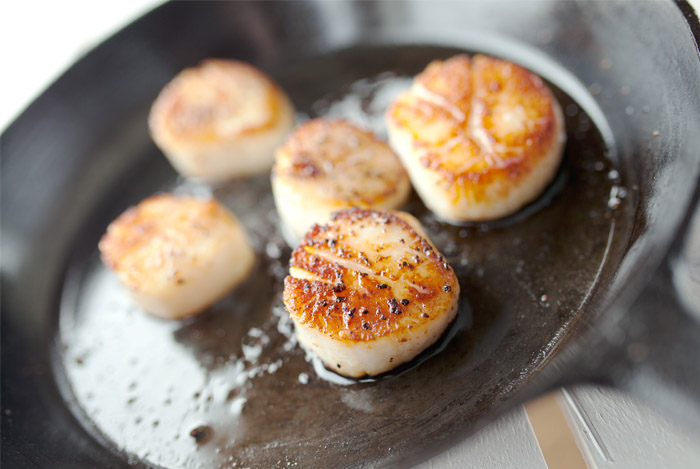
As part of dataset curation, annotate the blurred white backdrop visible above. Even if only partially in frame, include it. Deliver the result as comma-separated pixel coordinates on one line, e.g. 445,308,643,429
0,0,161,131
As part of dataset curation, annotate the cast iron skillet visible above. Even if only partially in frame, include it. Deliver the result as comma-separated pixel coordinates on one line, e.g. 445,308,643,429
2,1,700,467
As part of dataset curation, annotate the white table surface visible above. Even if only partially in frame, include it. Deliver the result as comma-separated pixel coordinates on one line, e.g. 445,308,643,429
3,1,700,468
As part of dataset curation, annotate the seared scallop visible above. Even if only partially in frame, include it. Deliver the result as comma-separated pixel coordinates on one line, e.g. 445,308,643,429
99,193,255,319
283,208,459,377
386,54,566,222
149,59,295,182
271,119,410,244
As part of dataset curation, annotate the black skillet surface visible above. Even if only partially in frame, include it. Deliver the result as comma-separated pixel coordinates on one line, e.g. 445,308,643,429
2,1,700,468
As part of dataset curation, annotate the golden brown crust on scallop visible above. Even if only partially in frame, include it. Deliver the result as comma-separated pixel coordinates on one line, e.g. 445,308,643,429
283,208,458,343
387,54,562,205
273,119,409,207
149,59,290,145
99,194,233,289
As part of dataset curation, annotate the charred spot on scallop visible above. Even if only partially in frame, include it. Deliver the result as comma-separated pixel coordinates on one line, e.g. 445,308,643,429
283,208,460,377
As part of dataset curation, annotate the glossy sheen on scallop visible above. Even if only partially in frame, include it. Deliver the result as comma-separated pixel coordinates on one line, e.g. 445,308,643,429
149,59,295,182
271,119,411,243
386,54,566,222
99,194,254,319
283,208,459,377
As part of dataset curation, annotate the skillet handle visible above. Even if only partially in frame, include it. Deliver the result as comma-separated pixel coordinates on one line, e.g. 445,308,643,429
578,207,700,434
618,261,700,432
